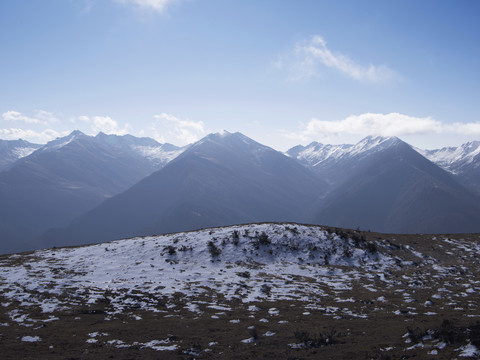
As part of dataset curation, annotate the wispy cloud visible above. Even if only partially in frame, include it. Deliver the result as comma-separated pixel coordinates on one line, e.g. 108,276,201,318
115,0,176,13
279,35,400,84
2,110,58,125
150,113,206,145
77,115,130,135
451,121,480,135
283,112,480,144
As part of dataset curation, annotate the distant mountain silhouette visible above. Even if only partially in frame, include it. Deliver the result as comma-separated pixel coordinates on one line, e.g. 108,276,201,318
43,132,328,247
0,131,183,254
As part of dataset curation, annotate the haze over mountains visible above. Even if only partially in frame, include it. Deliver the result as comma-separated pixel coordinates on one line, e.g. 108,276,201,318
0,131,182,254
1,130,480,254
43,132,327,247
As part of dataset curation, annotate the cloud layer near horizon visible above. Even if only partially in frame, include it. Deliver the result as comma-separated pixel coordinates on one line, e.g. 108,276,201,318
148,113,206,145
2,109,480,149
283,112,480,144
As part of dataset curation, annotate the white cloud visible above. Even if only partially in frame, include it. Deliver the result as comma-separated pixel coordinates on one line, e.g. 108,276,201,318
2,110,59,124
450,121,480,135
282,113,480,145
115,0,175,13
152,113,206,145
78,115,130,135
305,113,441,137
285,35,399,83
2,110,41,124
35,110,59,123
0,128,67,143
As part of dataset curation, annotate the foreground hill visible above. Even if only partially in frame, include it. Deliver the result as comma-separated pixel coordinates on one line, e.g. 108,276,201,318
1,223,479,359
43,132,327,248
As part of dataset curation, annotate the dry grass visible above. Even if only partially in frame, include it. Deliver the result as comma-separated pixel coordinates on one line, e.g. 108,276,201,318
1,226,479,359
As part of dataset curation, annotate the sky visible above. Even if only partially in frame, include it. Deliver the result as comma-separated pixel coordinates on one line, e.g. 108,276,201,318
1,0,480,151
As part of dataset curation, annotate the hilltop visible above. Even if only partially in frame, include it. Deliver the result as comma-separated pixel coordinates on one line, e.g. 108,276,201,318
1,223,479,359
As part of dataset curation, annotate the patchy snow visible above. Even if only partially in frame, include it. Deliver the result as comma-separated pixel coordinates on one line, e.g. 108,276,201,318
0,219,479,360
0,223,393,323
241,337,255,344
12,147,38,159
142,340,179,351
133,145,184,166
458,343,479,357
21,335,41,342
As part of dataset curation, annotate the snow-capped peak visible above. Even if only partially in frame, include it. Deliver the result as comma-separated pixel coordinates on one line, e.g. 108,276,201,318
349,136,401,155
190,131,268,153
287,136,403,168
39,130,86,153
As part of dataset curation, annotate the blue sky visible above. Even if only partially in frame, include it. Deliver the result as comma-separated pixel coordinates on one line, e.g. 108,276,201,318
1,0,480,150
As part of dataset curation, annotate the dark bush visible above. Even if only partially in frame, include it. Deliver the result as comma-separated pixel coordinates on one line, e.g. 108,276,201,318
232,230,240,245
435,319,466,345
366,241,378,254
470,322,480,347
208,241,221,257
164,245,176,255
294,327,340,348
260,284,271,295
237,271,250,279
258,232,270,245
249,327,258,341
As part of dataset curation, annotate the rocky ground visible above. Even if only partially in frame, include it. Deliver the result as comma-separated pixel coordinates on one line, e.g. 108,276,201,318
0,223,479,359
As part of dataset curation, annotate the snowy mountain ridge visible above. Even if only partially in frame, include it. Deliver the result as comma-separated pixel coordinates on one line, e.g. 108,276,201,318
33,131,185,167
0,139,42,171
420,141,480,173
287,136,405,168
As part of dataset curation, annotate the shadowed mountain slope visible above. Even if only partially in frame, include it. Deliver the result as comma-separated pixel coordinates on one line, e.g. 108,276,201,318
0,131,182,254
312,137,480,233
43,132,328,247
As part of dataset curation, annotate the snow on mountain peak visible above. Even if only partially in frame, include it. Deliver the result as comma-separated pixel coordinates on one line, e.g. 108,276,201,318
421,140,480,173
218,129,231,136
189,132,268,154
287,136,404,168
39,130,87,152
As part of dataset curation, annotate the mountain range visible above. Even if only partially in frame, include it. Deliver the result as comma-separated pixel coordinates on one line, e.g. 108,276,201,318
288,137,480,233
0,131,183,254
1,130,480,254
